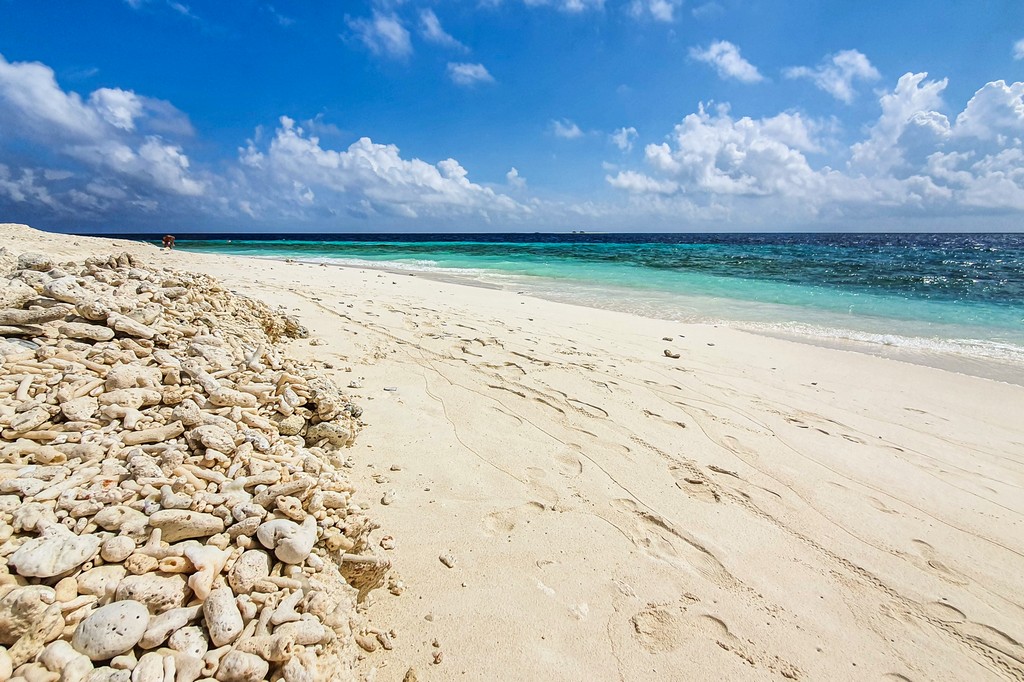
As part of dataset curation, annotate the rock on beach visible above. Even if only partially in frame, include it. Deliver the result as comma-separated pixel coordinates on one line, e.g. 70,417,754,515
0,244,394,681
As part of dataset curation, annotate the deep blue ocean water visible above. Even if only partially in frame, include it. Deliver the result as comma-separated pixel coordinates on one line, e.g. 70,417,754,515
153,233,1024,380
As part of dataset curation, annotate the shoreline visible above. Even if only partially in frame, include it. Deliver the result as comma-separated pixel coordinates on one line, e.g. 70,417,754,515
192,249,1024,387
5,223,1024,680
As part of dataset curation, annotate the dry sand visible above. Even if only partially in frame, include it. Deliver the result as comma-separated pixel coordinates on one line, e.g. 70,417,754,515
5,224,1024,681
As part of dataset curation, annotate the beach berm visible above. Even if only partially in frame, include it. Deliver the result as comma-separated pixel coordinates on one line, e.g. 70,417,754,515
0,234,394,682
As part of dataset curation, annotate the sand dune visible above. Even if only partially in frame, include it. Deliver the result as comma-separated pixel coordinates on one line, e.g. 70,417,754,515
6,224,1023,681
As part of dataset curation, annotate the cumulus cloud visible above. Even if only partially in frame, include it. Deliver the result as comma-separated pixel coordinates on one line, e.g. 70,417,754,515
954,79,1024,142
611,126,638,151
236,117,525,221
784,50,880,103
506,167,526,188
849,71,948,173
1015,38,1024,60
0,52,204,204
689,41,764,84
639,103,827,197
447,62,495,86
346,11,412,59
607,73,1024,222
0,165,58,209
606,170,678,194
552,119,584,139
420,9,467,51
0,52,525,228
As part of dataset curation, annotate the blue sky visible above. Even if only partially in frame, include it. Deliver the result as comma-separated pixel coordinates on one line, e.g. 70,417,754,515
1,1,1023,232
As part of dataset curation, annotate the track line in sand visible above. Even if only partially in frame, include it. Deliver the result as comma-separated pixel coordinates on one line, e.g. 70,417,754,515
626,433,1024,680
295,291,1024,679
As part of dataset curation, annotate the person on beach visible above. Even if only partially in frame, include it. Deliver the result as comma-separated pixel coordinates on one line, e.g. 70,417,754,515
162,234,176,249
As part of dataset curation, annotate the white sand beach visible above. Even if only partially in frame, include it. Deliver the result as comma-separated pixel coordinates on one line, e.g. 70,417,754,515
4,224,1023,681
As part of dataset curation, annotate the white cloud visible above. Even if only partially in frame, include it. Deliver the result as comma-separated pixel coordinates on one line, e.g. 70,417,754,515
168,2,200,22
0,165,58,209
506,167,526,188
605,74,1024,224
237,117,525,221
640,103,827,197
552,119,584,139
0,52,530,228
611,126,638,151
689,41,764,84
954,80,1024,142
347,12,412,60
849,72,948,174
0,56,103,138
265,5,295,27
606,170,678,194
89,88,145,131
628,0,681,22
522,0,604,13
691,1,723,18
1015,38,1024,60
784,50,880,104
0,52,204,200
420,9,467,51
447,62,495,87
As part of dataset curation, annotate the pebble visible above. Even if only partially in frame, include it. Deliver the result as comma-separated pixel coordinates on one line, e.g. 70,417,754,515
72,600,150,661
0,245,396,678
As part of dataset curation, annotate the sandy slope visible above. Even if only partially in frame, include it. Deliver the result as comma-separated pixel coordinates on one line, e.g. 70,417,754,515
5,223,1024,681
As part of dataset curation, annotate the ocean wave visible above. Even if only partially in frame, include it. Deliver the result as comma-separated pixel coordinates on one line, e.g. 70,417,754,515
735,321,1024,365
253,254,501,277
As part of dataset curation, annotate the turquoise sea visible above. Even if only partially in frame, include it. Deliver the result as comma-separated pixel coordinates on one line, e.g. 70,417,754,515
164,233,1024,383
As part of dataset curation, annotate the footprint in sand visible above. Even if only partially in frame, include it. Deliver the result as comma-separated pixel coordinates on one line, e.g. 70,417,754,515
957,621,1024,664
922,601,966,622
533,396,566,415
610,498,733,586
482,501,546,537
631,606,685,653
644,408,688,430
867,496,900,515
720,435,758,458
525,467,561,509
554,449,584,477
567,397,609,419
669,467,721,503
630,607,748,661
908,539,969,586
921,602,1024,664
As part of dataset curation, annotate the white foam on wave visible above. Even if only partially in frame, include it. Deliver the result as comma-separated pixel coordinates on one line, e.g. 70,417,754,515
254,254,500,277
735,321,1024,365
